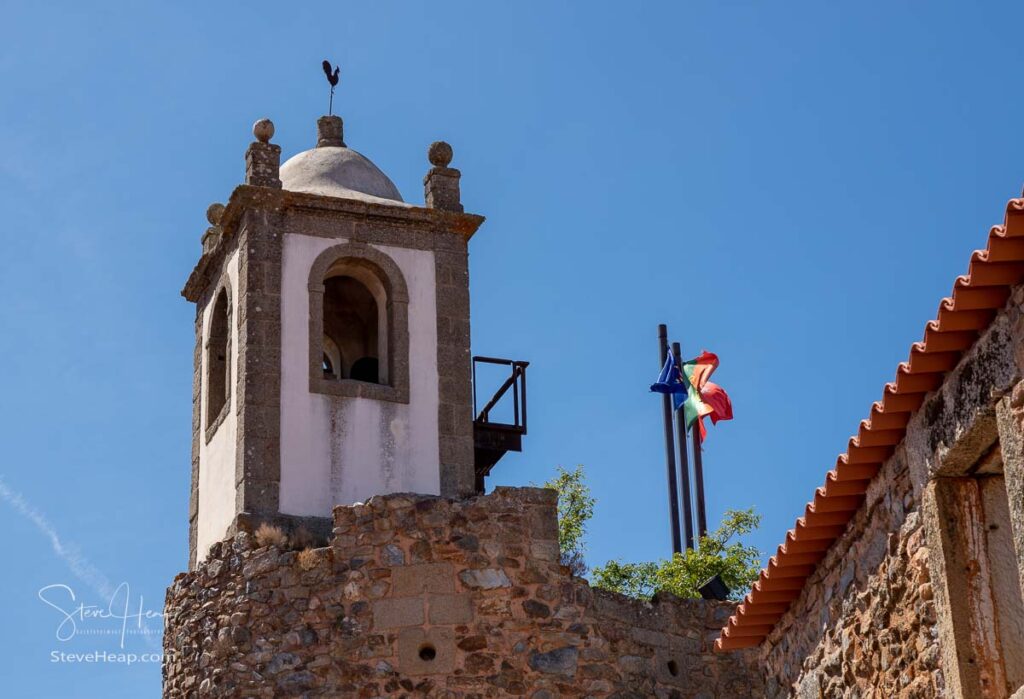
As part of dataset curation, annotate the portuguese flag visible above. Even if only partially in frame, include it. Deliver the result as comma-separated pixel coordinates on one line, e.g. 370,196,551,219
651,349,734,440
680,351,733,440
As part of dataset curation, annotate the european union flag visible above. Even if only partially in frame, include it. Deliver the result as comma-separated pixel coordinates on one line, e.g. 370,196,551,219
650,349,687,411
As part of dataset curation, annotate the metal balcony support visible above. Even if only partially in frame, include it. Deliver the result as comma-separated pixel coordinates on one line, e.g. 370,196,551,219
472,356,529,492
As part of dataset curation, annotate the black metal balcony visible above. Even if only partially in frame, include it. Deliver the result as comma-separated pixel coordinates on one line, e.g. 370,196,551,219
472,356,529,492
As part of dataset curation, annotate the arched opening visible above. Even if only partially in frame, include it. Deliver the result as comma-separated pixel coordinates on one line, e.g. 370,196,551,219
308,243,410,404
322,335,342,379
322,275,381,384
206,287,230,430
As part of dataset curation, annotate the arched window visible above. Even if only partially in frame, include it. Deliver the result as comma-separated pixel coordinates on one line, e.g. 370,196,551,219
323,276,379,383
205,285,231,435
308,243,409,403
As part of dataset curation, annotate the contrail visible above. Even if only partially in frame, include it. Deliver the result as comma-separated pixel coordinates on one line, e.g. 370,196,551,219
0,476,116,599
0,476,162,649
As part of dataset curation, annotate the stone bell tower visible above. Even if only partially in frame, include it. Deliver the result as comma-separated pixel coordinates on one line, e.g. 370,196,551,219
182,115,483,565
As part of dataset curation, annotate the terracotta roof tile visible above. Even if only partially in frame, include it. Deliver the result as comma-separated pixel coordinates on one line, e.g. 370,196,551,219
715,196,1024,652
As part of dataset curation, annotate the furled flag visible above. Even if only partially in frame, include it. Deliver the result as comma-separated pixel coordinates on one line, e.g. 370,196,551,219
651,349,734,441
650,349,688,411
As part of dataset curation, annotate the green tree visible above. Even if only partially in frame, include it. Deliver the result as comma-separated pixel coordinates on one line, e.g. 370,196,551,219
592,508,762,600
585,559,659,599
541,465,595,576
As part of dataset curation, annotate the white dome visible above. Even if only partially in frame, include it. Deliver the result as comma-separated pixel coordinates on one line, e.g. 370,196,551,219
280,146,405,205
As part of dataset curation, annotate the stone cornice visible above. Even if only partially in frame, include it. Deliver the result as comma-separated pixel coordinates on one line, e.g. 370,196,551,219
182,185,485,302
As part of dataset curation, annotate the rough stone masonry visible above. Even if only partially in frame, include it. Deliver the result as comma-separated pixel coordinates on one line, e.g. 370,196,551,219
758,282,1024,698
163,487,762,697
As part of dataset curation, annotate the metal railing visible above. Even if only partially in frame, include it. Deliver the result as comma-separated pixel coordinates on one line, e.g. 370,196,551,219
472,356,529,433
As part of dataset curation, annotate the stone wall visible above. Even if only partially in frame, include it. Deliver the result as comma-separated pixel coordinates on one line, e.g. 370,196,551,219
760,444,944,698
761,290,1024,698
163,487,762,697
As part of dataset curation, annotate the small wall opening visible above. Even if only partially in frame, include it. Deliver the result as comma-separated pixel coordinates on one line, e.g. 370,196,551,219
418,644,437,662
205,287,230,431
933,447,1024,697
322,275,380,384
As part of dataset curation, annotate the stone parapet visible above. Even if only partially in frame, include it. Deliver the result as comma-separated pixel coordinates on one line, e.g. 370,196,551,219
164,487,761,697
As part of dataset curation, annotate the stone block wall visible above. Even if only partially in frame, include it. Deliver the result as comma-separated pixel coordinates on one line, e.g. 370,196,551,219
760,446,944,698
760,289,1024,698
163,487,762,697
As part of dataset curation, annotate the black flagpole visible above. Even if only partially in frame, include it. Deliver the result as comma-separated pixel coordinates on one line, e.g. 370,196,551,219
658,325,682,555
692,425,708,538
672,342,695,551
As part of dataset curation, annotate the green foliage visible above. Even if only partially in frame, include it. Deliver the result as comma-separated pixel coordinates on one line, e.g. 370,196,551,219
587,559,659,599
539,465,761,597
541,465,595,576
592,508,762,600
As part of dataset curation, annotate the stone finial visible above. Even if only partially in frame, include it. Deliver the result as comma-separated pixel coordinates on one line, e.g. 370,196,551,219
428,141,453,168
206,202,225,225
245,118,282,189
202,202,225,254
253,118,275,143
317,115,345,148
424,141,462,213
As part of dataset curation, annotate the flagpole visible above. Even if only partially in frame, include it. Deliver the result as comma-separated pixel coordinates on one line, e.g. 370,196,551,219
658,324,682,555
672,342,695,551
692,427,708,538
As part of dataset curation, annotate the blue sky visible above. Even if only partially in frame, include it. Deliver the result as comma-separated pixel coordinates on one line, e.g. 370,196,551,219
3,1,1024,695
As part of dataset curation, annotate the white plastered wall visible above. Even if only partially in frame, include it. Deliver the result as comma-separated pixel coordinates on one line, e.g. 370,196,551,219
196,249,240,561
279,234,440,516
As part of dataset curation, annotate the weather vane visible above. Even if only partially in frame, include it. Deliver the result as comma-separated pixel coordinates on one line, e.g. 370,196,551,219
322,59,341,116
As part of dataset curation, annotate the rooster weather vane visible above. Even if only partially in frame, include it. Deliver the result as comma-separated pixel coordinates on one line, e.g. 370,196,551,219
322,60,341,116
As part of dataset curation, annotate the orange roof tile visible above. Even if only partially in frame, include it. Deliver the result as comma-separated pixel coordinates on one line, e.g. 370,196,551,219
715,196,1024,652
